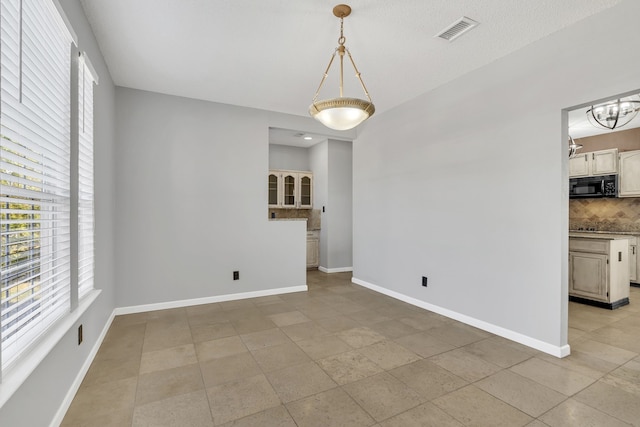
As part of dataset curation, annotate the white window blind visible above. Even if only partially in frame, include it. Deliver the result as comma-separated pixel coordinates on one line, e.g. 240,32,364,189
78,54,95,299
1,0,73,371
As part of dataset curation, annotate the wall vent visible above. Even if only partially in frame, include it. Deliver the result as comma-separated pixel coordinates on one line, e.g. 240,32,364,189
435,16,479,41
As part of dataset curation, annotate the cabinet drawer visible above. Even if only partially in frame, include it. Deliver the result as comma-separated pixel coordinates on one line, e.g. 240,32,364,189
569,239,609,254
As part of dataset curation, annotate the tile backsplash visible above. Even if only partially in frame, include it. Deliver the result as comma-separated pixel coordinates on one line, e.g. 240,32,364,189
269,208,321,230
569,198,640,232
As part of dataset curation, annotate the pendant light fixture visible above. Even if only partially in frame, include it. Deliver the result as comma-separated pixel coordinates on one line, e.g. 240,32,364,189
586,95,640,131
568,135,582,158
309,4,375,131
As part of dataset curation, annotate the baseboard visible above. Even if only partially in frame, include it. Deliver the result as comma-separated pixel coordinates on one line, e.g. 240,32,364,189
569,295,629,310
114,285,308,316
49,309,115,427
351,277,571,358
318,266,353,273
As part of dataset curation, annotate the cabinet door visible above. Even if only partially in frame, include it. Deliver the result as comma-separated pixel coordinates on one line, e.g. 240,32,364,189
282,173,297,208
569,251,608,301
619,150,640,197
591,149,618,176
268,173,280,207
569,154,589,177
630,245,637,282
306,237,319,268
298,173,313,209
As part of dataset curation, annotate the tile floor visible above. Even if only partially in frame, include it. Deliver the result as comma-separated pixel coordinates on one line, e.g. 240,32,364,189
61,272,640,426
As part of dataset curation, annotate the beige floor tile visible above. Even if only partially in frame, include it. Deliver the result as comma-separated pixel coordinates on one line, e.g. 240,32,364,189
64,377,137,424
61,408,134,427
195,336,247,363
317,350,384,385
394,332,456,358
571,338,638,365
230,314,277,334
536,349,616,380
426,324,489,348
429,348,501,382
267,310,310,327
199,351,262,388
589,326,640,353
296,302,342,320
524,421,550,427
377,402,464,427
218,406,297,427
574,380,640,425
110,312,148,327
296,334,353,360
251,341,311,372
186,302,222,318
342,372,425,422
314,314,361,332
190,321,236,343
219,299,256,311
266,361,337,403
388,359,468,401
257,302,296,315
280,320,330,341
356,340,421,370
462,336,534,368
476,370,566,417
207,374,280,425
286,387,375,427
239,327,291,350
366,319,422,339
81,353,140,387
539,398,630,427
136,363,204,406
602,358,640,396
133,390,213,427
336,327,387,348
140,343,198,374
398,312,451,331
433,385,532,427
348,309,392,324
510,357,596,396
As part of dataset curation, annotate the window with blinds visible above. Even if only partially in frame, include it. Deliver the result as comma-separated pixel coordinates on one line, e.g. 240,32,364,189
78,55,95,300
0,0,74,371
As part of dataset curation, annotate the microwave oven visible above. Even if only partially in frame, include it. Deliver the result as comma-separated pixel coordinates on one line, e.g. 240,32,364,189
569,174,617,199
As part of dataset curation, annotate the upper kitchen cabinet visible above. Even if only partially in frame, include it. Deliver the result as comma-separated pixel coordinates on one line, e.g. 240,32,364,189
618,150,640,197
268,169,313,209
569,148,618,177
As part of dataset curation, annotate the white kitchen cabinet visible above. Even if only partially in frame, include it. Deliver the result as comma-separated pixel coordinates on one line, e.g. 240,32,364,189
569,148,618,178
618,150,640,197
306,230,319,268
569,237,629,308
630,242,637,283
268,170,313,209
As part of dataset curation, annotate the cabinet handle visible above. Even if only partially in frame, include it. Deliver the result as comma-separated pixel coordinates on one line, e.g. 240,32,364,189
585,154,588,161
592,153,595,160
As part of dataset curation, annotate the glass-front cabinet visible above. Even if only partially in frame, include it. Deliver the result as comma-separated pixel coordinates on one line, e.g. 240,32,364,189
268,169,313,209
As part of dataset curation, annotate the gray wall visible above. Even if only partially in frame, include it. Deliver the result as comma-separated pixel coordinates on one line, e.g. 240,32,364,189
327,140,353,269
114,88,306,308
310,141,329,266
0,0,117,425
269,144,311,171
352,0,640,353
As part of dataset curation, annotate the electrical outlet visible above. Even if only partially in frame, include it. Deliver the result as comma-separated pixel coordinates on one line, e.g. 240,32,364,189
422,276,428,287
78,324,83,345
233,271,239,280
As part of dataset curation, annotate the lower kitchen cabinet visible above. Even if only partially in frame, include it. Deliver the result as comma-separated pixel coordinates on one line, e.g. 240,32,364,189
306,230,319,269
569,237,629,309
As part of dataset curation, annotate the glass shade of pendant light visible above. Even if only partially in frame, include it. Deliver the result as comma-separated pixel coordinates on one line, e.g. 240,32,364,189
586,95,640,130
568,135,582,158
309,4,375,131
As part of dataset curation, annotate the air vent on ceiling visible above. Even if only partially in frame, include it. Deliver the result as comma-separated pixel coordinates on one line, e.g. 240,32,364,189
435,16,478,41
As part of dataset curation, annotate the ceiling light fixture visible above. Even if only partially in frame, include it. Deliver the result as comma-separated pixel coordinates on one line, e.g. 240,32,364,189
568,135,582,158
309,4,375,131
586,95,640,130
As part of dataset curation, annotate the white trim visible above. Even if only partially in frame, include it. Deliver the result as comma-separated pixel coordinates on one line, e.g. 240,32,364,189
0,289,101,408
49,309,115,427
80,51,99,84
48,0,78,45
318,266,353,273
114,285,308,316
351,277,571,358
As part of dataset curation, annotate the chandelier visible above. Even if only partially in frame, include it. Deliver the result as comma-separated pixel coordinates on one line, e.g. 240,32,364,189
309,4,375,131
586,95,640,130
568,135,582,158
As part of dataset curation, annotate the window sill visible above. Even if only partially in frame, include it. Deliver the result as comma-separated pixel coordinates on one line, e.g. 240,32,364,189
0,289,102,408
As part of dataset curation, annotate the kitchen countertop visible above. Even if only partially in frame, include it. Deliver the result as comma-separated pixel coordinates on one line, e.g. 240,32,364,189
570,231,637,240
569,230,640,236
268,217,320,231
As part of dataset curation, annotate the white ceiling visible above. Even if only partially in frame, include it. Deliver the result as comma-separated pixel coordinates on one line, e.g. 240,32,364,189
80,0,623,121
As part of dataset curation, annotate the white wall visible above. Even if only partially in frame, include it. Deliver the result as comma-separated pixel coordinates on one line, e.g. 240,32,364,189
310,141,329,267
327,140,353,270
114,88,306,308
269,144,311,171
0,0,117,425
353,0,640,356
